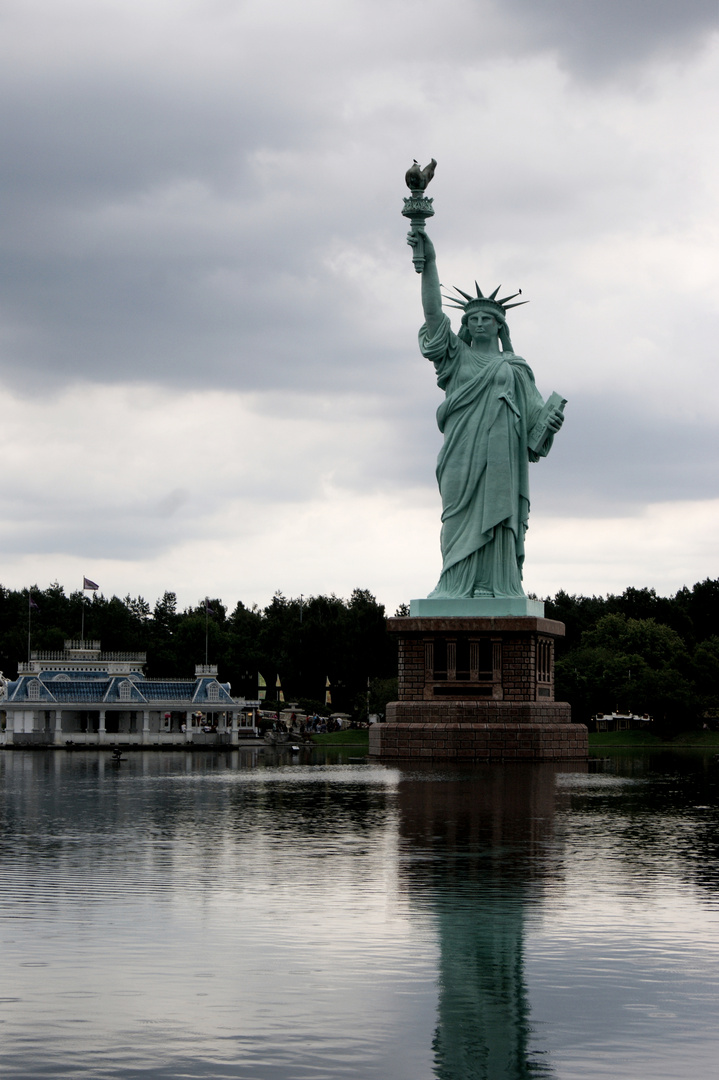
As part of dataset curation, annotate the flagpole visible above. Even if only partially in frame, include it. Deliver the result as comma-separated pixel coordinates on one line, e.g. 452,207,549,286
205,599,209,666
81,577,99,643
27,592,32,663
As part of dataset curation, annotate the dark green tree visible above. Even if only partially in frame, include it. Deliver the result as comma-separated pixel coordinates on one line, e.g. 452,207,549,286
556,613,698,734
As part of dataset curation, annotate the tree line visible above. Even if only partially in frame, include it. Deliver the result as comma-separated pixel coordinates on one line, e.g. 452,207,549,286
0,584,397,717
546,580,719,733
1,578,718,729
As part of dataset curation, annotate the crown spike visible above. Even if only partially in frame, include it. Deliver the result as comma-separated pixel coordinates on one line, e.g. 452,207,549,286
443,281,530,316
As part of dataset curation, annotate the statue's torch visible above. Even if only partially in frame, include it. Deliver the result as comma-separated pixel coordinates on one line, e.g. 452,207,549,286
402,158,437,273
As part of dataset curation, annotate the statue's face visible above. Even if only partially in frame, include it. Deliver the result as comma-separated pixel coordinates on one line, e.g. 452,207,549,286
467,310,499,339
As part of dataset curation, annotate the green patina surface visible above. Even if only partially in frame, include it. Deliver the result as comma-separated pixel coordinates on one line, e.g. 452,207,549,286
404,164,565,603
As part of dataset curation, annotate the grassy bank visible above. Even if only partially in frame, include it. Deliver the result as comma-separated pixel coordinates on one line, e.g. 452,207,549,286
311,729,370,747
589,730,663,747
663,731,719,747
589,730,719,748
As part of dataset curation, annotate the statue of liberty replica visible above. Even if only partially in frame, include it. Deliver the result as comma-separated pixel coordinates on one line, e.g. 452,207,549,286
404,159,565,607
369,161,587,762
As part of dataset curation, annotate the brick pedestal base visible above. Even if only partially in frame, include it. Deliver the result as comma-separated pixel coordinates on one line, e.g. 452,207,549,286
369,721,588,760
371,613,587,761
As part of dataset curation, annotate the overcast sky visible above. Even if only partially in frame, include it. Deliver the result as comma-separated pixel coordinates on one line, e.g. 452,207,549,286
1,0,719,616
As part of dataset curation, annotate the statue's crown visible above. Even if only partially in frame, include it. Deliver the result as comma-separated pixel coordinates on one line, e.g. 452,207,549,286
442,283,527,318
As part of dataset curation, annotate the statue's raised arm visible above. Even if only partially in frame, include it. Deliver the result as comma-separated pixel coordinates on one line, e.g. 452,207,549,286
407,229,443,337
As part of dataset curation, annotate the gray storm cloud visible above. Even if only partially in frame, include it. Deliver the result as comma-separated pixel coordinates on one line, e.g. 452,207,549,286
502,0,719,75
0,0,718,602
1,0,717,392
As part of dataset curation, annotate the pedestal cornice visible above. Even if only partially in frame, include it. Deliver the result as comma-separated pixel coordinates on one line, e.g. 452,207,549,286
387,615,566,637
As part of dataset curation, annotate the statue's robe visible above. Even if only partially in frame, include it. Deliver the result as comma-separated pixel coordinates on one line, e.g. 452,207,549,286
420,315,555,599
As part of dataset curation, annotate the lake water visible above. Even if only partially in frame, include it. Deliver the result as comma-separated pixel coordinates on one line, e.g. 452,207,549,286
2,748,719,1079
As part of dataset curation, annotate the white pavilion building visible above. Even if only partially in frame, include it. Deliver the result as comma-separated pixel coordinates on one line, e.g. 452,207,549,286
1,639,259,747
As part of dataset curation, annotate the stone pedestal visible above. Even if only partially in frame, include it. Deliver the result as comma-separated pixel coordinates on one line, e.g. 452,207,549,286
369,614,587,760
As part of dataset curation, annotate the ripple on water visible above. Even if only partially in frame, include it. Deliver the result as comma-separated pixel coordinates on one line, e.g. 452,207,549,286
2,751,719,1079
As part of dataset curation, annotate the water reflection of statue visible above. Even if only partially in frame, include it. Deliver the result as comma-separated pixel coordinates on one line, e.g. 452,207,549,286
406,227,565,600
397,764,573,1079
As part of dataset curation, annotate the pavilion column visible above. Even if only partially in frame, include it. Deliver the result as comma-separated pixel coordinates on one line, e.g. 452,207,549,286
185,710,193,743
142,710,150,744
53,709,63,745
230,711,239,746
98,710,106,745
